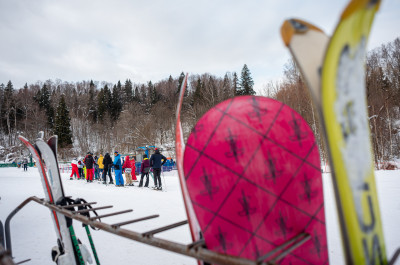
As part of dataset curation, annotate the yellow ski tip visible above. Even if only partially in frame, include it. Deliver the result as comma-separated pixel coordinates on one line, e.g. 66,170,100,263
281,18,324,46
341,0,381,20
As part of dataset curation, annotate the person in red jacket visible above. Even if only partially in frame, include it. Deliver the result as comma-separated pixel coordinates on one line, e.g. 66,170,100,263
130,156,137,181
122,156,134,186
139,154,151,188
69,158,79,180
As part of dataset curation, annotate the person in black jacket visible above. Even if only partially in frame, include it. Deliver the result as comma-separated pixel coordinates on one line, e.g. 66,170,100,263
102,152,114,184
84,152,95,182
149,148,167,190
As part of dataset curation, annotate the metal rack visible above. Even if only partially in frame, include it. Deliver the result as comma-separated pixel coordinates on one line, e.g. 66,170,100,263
4,196,400,265
2,196,314,265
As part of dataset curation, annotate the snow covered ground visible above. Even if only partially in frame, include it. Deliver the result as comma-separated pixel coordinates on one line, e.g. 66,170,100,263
0,167,399,264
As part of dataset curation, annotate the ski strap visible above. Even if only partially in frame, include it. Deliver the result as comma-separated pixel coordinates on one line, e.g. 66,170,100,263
73,198,101,230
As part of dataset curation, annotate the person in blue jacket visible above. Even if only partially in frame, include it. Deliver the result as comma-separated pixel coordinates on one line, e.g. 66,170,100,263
113,151,124,186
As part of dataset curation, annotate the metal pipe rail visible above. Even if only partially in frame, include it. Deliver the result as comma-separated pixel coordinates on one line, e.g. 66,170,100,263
5,196,313,265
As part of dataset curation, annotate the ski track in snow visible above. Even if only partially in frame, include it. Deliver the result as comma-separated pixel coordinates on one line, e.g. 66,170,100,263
0,168,399,265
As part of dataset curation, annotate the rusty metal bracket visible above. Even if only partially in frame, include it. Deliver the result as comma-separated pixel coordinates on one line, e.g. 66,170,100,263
72,205,113,214
256,232,310,264
111,215,159,228
142,220,188,238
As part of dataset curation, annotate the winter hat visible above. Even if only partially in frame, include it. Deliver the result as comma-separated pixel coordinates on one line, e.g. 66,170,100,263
143,154,148,158
114,151,118,155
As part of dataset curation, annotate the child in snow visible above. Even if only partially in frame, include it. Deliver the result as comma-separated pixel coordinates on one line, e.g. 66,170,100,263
77,159,84,179
122,156,134,186
70,158,79,180
139,154,151,188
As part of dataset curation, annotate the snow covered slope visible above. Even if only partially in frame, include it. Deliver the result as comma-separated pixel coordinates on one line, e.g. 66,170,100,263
0,168,399,264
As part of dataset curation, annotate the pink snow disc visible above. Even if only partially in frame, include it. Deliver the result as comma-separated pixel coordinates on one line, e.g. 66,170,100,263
183,96,328,264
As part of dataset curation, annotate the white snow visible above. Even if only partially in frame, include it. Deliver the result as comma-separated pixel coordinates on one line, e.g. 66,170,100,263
0,167,399,265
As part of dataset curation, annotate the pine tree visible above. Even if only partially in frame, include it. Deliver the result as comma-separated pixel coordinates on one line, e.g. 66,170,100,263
97,88,106,122
0,83,4,132
104,84,112,110
2,81,16,136
34,84,55,129
149,81,160,105
88,80,97,123
134,86,140,102
238,64,255,96
168,75,174,86
177,72,185,94
222,73,233,99
233,72,240,96
111,83,123,121
54,94,73,148
124,79,133,104
192,78,203,106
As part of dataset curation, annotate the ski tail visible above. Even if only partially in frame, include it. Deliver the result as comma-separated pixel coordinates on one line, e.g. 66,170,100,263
175,74,204,251
18,135,63,241
320,0,385,264
280,18,329,103
47,135,67,196
31,134,97,265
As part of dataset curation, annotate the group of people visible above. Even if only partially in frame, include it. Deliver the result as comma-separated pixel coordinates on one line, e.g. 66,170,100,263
69,149,167,190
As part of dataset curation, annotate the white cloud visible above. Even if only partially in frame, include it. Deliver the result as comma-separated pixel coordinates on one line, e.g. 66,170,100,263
0,0,398,90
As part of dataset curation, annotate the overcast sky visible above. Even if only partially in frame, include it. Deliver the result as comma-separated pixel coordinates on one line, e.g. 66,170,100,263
0,0,399,92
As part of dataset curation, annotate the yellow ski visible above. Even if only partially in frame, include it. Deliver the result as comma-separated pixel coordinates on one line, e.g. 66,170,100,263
321,0,385,264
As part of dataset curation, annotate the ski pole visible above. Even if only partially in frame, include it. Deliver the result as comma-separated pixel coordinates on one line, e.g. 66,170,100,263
85,225,100,265
68,226,86,265
75,198,101,265
162,168,167,191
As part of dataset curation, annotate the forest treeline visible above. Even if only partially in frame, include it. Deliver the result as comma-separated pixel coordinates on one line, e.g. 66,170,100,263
0,65,255,158
0,37,399,163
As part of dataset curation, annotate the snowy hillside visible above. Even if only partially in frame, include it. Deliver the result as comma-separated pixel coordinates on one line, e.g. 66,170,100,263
0,168,399,264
